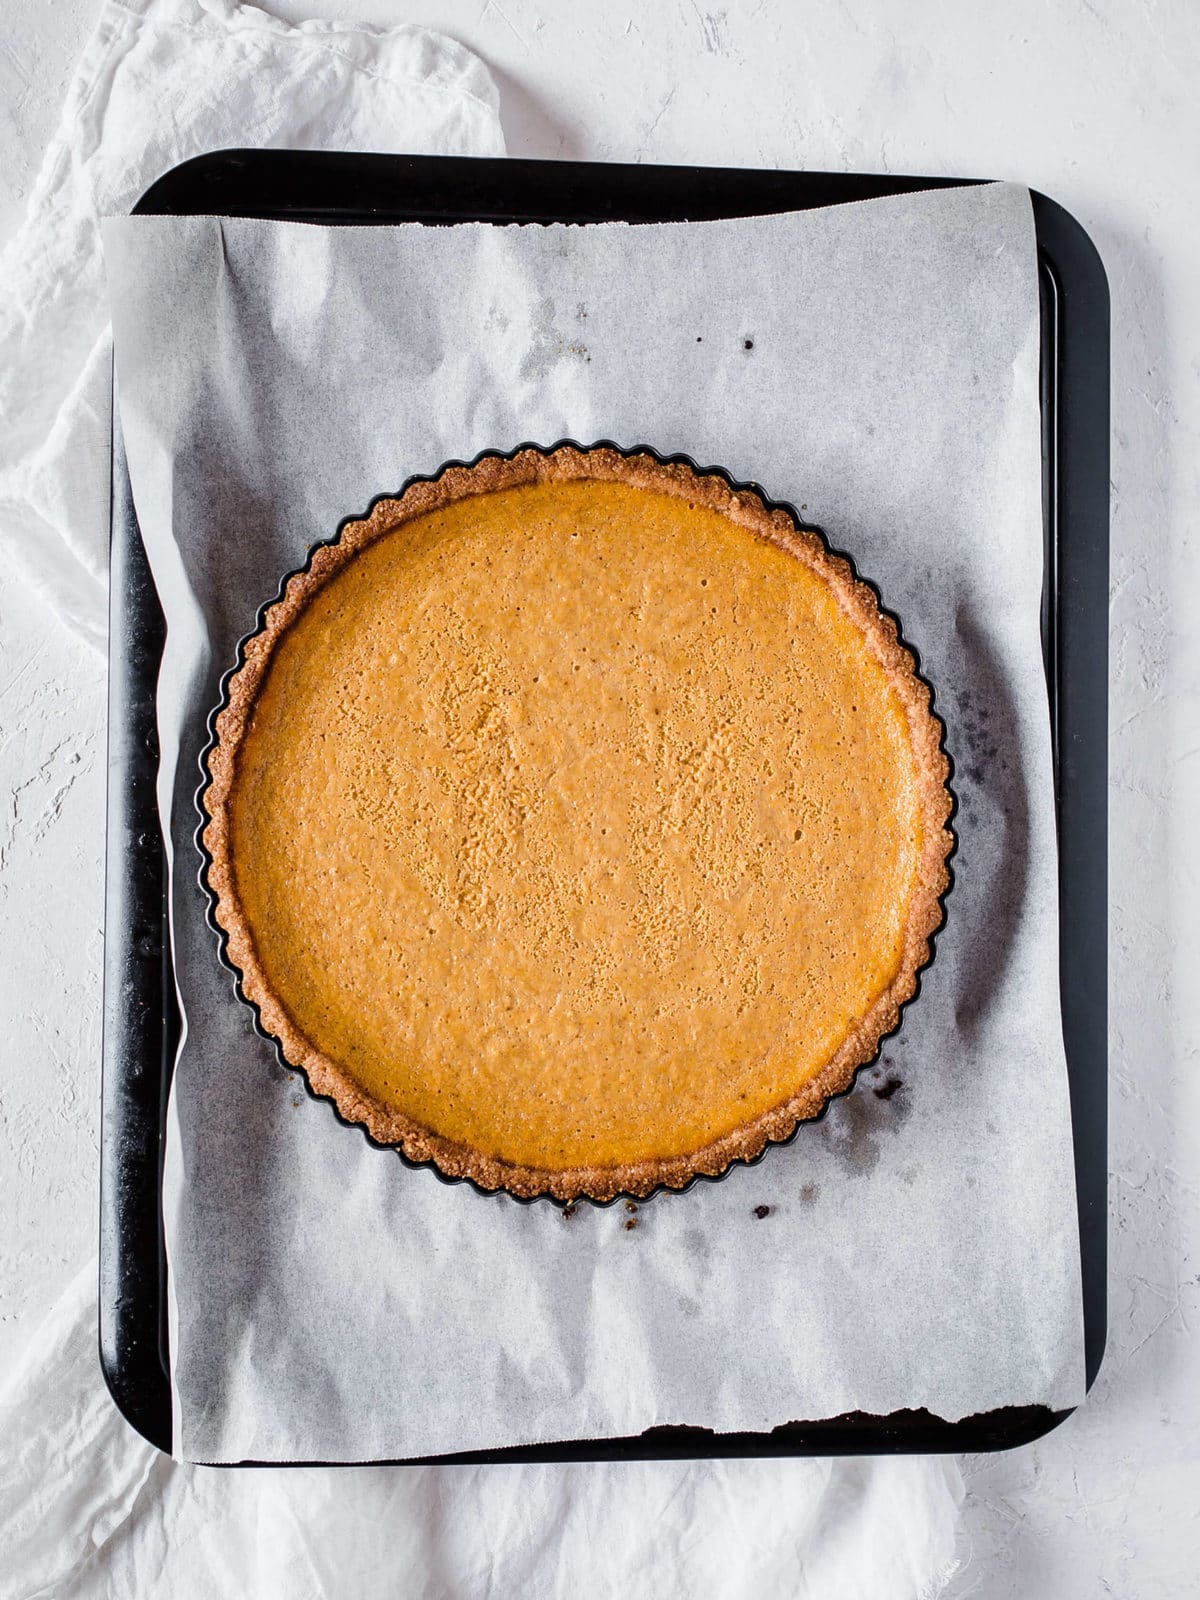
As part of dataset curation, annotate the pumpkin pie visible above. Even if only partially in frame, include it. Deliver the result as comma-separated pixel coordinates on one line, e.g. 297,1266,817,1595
200,445,953,1202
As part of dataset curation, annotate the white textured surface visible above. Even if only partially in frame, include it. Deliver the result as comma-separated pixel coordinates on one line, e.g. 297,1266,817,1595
1,0,1197,1591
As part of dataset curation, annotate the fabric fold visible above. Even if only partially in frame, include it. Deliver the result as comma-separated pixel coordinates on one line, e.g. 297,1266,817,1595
0,0,504,649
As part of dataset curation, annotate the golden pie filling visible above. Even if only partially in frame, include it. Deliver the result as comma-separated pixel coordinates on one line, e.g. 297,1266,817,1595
203,448,952,1200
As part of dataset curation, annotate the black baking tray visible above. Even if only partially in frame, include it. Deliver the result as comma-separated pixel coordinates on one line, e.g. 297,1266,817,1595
101,151,1109,1461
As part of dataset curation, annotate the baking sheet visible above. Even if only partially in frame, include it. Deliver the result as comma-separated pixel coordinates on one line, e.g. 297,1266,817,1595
103,181,1085,1462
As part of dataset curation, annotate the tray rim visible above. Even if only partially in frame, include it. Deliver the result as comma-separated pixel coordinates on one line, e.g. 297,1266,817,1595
100,149,1109,1464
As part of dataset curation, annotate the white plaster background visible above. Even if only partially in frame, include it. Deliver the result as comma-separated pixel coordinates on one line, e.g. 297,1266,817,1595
0,0,1195,1593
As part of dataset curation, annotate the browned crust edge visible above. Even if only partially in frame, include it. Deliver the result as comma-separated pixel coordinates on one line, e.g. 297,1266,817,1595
200,445,955,1203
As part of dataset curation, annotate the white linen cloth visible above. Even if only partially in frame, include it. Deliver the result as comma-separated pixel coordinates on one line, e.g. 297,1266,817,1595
0,0,504,651
0,1264,964,1600
0,1,964,1594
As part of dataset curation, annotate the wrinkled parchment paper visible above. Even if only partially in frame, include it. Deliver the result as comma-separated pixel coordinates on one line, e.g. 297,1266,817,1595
103,182,1084,1462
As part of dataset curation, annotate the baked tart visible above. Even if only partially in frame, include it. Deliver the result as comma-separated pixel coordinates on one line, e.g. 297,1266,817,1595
200,444,953,1201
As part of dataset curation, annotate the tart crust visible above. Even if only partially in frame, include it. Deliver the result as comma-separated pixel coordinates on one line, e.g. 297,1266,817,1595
200,445,954,1202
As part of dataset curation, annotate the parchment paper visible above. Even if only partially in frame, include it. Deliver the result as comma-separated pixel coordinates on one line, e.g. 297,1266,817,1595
103,182,1085,1463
